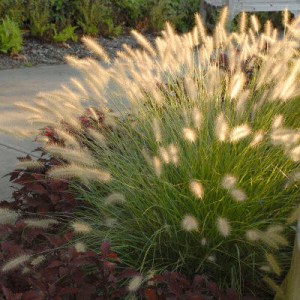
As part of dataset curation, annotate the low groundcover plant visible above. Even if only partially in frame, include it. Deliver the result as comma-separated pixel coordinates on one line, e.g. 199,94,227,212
1,9,300,298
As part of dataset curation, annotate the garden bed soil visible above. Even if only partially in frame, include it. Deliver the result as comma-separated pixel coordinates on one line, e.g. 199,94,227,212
0,34,156,70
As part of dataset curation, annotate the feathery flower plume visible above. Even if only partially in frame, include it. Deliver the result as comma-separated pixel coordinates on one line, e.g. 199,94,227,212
15,160,44,170
0,208,19,225
183,128,197,143
216,217,231,237
153,156,162,177
195,13,207,41
45,145,96,167
250,130,265,148
239,12,247,34
128,275,143,292
82,36,111,64
263,277,284,298
207,255,216,263
152,119,162,143
2,254,31,272
24,218,59,229
215,113,229,142
71,222,93,234
201,238,207,246
48,164,111,183
131,30,156,57
104,217,117,228
251,15,260,32
245,229,260,242
70,77,88,97
181,215,199,232
159,147,170,164
189,180,204,199
192,107,202,130
264,20,272,37
271,115,284,130
290,145,300,162
260,265,271,273
75,242,86,253
88,129,107,148
283,9,290,27
184,77,198,101
221,174,237,190
168,144,179,166
230,72,246,99
31,255,45,267
265,253,281,276
55,128,80,149
287,205,300,224
230,188,247,202
105,193,126,205
230,124,252,143
219,7,228,28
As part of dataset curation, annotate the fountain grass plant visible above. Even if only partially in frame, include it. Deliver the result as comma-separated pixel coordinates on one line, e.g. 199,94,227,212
1,8,300,297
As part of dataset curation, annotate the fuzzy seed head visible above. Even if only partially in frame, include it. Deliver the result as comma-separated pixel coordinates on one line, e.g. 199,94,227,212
75,242,87,253
250,130,265,148
183,127,197,143
104,217,117,228
82,36,111,64
216,217,231,237
49,164,111,184
245,229,260,241
181,215,199,232
15,160,44,170
2,255,31,272
207,255,216,263
159,147,170,164
265,253,281,276
260,265,271,273
71,222,92,234
192,107,202,130
251,15,260,32
271,115,284,130
31,255,45,267
153,156,162,177
215,113,229,142
128,275,143,292
168,144,179,166
105,193,126,205
152,119,162,143
230,188,247,202
230,124,252,143
290,145,300,162
24,218,58,229
0,208,19,225
201,238,207,246
221,174,237,190
189,180,204,199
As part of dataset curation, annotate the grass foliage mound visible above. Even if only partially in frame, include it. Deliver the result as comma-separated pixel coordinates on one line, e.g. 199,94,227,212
1,10,300,296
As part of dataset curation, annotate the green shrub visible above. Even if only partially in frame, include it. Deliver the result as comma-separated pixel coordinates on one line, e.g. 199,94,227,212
113,0,149,26
49,0,78,31
53,25,78,43
0,0,27,26
0,16,22,53
76,0,120,36
28,0,52,38
3,12,300,297
149,0,201,32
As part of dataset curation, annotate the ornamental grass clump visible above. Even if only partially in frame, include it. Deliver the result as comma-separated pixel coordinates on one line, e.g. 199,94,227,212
1,9,300,296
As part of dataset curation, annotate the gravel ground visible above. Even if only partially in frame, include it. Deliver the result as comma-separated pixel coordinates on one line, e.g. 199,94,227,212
0,34,156,70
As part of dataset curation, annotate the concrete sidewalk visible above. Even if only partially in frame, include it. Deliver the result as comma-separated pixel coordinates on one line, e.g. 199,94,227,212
0,65,82,201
